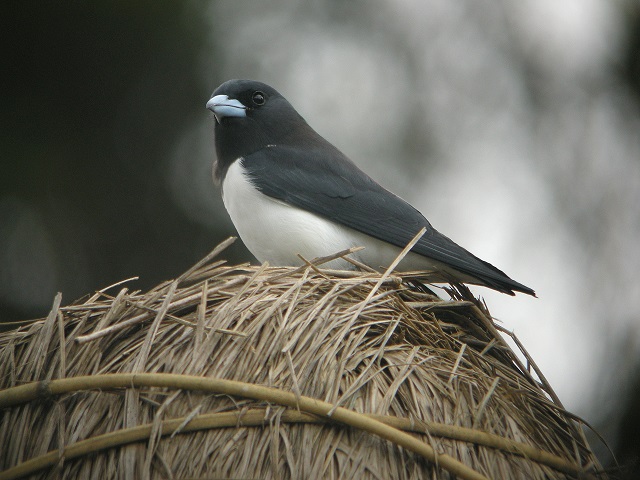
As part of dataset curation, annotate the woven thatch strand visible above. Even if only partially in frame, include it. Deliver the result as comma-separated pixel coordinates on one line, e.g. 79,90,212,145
0,239,604,479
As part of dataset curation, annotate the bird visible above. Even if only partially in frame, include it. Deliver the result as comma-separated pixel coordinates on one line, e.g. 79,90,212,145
206,79,535,296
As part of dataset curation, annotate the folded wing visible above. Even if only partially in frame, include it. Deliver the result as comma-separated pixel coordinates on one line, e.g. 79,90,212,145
242,145,535,296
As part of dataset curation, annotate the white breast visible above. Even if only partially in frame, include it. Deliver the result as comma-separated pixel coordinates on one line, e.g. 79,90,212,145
221,160,441,272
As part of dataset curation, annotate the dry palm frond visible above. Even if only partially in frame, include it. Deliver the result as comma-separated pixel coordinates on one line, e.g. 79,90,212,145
0,238,604,479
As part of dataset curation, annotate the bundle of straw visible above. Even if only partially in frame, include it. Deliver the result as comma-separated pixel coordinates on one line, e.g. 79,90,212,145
0,238,604,479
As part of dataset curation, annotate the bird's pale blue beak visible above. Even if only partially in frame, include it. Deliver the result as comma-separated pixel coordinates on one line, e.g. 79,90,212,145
206,95,247,123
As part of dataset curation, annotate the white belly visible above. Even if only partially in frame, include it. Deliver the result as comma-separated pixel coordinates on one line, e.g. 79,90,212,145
221,160,441,272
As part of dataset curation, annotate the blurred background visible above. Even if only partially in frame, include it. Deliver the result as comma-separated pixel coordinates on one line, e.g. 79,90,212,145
2,1,639,475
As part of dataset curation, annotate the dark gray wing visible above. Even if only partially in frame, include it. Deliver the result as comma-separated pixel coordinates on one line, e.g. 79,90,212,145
242,145,534,296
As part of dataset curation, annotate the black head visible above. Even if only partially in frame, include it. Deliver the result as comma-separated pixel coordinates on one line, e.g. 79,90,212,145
207,79,314,182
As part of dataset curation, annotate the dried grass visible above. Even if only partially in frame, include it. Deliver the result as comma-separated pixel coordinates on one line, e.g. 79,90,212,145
0,238,605,479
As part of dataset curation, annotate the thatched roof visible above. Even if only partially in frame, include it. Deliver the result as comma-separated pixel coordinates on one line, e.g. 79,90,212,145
0,238,605,479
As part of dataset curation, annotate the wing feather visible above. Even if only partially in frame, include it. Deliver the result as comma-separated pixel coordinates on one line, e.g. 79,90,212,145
242,146,534,296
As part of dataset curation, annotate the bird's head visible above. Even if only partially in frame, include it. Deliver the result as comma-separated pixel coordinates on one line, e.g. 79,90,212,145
207,79,311,180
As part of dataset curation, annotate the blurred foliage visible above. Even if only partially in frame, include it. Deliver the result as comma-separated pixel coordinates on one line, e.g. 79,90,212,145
614,367,640,477
621,1,640,101
0,2,246,321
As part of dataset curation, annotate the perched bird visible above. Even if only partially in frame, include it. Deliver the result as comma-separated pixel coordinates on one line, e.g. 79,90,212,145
206,79,535,296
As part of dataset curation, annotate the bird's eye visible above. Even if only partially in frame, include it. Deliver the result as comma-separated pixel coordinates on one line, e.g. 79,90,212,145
252,91,266,106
